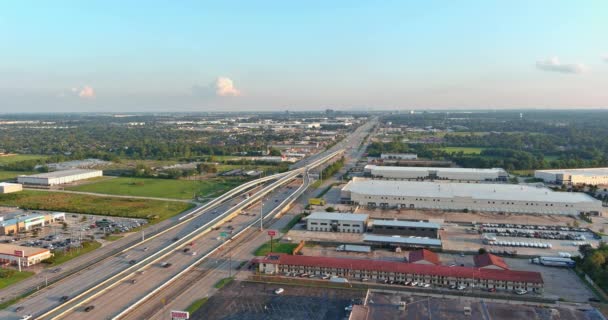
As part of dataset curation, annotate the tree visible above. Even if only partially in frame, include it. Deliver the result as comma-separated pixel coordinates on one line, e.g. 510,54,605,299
268,147,282,156
325,207,335,212
478,248,487,255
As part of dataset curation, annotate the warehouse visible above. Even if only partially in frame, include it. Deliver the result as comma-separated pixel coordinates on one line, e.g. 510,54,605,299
0,182,22,194
341,178,602,215
0,243,52,266
17,169,103,186
380,153,417,160
305,212,368,233
256,253,543,292
534,168,608,186
370,220,439,238
364,165,508,182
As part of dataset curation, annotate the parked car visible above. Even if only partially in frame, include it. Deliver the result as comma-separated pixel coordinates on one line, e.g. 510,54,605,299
487,288,496,293
515,289,527,295
274,288,285,295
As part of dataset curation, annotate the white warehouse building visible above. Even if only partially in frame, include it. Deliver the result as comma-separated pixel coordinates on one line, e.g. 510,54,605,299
305,212,368,233
341,178,603,216
534,168,608,186
364,165,508,182
17,169,103,186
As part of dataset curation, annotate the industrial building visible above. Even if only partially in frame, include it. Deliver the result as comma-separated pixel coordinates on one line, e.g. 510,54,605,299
0,182,22,194
305,212,368,233
363,234,442,248
0,212,65,235
380,153,418,160
0,243,52,266
370,220,439,238
17,169,103,186
364,165,508,182
534,168,608,186
341,178,603,215
256,253,543,292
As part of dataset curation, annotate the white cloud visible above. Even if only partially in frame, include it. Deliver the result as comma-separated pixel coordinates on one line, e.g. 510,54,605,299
78,85,95,98
192,77,241,98
536,57,587,74
603,55,608,63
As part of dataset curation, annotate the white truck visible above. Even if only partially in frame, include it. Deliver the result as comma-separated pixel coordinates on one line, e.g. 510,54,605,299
336,244,371,253
530,256,575,268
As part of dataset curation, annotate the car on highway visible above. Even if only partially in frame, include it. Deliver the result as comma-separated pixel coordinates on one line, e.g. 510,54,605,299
20,315,32,320
14,306,24,312
131,279,137,284
183,247,190,253
60,295,69,302
172,237,180,241
274,288,284,295
84,305,95,312
161,262,172,268
143,247,149,251
128,259,137,265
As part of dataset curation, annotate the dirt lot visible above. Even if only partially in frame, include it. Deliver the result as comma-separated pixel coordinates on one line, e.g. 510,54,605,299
192,280,363,320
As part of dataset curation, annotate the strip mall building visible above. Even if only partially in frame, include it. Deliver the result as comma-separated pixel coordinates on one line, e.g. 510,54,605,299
256,254,543,292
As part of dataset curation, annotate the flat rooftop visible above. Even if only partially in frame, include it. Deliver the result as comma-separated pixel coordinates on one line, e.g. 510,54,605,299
366,165,507,174
343,178,599,204
363,234,443,247
0,243,50,257
19,169,102,179
305,212,369,222
371,219,440,229
535,167,608,177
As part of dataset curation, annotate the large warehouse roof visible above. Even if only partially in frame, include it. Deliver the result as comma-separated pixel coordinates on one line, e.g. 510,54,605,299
535,168,608,177
306,212,368,222
19,169,101,179
343,178,597,204
371,220,440,229
365,165,507,175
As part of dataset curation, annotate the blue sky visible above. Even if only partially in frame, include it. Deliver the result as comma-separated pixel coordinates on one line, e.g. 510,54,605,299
1,1,607,112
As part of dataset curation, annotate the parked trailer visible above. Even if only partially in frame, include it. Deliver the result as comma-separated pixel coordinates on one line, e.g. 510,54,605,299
329,277,349,283
336,244,371,253
530,256,575,268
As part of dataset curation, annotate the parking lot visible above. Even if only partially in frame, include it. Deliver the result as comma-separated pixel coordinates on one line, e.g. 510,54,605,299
1,210,147,251
192,280,363,320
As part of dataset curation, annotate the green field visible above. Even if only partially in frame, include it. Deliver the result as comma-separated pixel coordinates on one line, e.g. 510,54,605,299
67,177,242,200
439,147,486,154
44,241,102,266
186,298,208,313
0,190,193,223
0,270,35,290
0,154,47,165
254,240,298,256
0,170,32,181
214,277,234,289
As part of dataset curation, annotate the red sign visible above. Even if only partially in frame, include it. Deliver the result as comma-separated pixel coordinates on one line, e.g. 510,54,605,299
170,310,189,319
267,230,277,237
14,250,25,257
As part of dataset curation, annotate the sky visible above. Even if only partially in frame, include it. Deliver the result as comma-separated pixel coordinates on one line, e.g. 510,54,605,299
1,1,607,112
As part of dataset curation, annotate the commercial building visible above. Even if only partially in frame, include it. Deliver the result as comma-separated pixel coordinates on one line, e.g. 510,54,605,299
474,253,509,270
17,169,103,186
408,249,440,265
0,182,22,194
363,234,442,248
341,178,602,215
0,212,65,235
370,220,439,238
0,243,52,266
256,253,543,292
364,165,508,182
305,212,368,233
380,153,418,160
534,168,608,186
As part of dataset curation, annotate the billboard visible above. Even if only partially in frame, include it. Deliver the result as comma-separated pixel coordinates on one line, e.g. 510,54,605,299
171,310,189,319
14,250,25,257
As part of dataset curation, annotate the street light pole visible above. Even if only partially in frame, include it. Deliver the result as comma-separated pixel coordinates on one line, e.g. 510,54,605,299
260,198,264,231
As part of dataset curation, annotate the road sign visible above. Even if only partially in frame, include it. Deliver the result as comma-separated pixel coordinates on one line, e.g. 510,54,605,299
267,230,277,237
171,310,190,319
14,250,24,257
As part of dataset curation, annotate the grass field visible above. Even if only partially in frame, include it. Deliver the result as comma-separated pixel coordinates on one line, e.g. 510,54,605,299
438,147,486,154
0,190,193,223
45,241,102,266
0,170,32,181
214,277,234,289
0,154,47,165
254,240,298,256
66,177,242,200
0,271,35,290
186,298,209,313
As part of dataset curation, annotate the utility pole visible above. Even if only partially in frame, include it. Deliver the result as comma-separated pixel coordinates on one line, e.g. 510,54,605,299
141,230,145,242
260,198,264,231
